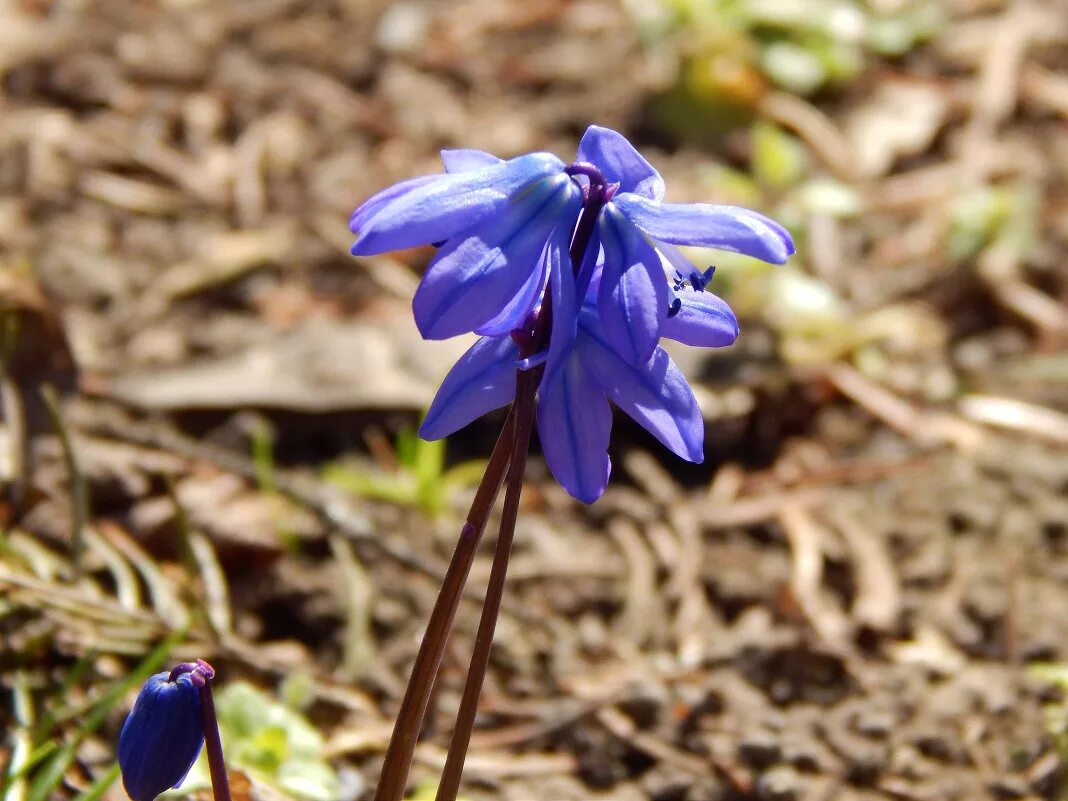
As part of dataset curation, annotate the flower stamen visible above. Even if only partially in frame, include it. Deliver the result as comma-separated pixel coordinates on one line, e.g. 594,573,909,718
672,265,715,293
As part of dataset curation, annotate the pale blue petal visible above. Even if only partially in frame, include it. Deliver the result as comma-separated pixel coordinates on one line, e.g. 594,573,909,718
662,291,739,347
613,194,795,264
656,240,697,276
441,148,502,173
420,337,518,440
413,173,582,339
537,353,612,503
578,312,704,463
576,125,665,201
349,174,440,232
541,223,578,389
351,152,564,255
597,203,667,366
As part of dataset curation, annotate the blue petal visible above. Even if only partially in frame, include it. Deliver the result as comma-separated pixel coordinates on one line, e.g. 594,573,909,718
613,194,795,264
578,312,704,463
442,148,502,172
475,242,548,337
574,225,602,305
541,222,578,390
413,173,582,339
420,336,519,440
351,152,565,255
661,290,739,347
597,203,668,366
577,125,665,201
537,352,612,503
118,672,204,801
349,174,441,233
655,240,697,276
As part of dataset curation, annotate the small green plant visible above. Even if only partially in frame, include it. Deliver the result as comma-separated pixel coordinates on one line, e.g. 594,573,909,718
322,424,486,519
627,0,944,143
168,679,339,801
1031,664,1068,759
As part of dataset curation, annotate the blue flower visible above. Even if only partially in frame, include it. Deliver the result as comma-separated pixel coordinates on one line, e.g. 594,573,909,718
350,152,582,340
577,125,793,366
349,124,793,503
420,269,739,503
118,670,204,801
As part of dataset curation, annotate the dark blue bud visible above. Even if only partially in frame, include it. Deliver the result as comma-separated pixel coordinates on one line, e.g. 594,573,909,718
118,670,205,801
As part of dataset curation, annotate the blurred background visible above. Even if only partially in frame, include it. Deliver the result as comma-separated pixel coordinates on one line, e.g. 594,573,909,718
2,0,1068,799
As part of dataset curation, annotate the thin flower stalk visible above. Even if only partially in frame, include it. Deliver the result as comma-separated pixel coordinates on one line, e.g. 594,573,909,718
372,410,518,801
435,366,539,801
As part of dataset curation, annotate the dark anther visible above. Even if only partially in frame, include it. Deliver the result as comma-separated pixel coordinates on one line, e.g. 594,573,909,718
690,266,715,292
667,297,682,318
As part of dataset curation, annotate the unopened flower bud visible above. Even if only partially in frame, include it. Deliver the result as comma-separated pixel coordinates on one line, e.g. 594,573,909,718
118,668,205,801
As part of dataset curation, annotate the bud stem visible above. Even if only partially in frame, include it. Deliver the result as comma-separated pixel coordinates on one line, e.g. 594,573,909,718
198,672,232,801
175,659,233,801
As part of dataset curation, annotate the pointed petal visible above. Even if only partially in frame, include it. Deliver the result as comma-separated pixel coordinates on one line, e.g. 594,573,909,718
420,337,518,440
413,173,582,339
349,174,441,233
351,152,564,255
613,194,795,264
574,224,602,305
475,243,548,337
441,148,502,172
537,353,612,503
578,313,704,463
541,223,578,389
597,203,668,366
661,290,739,347
577,125,665,201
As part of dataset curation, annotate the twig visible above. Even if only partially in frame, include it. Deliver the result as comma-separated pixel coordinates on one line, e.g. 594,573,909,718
958,394,1068,445
67,402,534,621
777,502,851,650
824,362,984,450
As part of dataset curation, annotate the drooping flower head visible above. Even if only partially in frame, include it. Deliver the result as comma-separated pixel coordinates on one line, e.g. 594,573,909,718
118,663,210,801
349,125,794,503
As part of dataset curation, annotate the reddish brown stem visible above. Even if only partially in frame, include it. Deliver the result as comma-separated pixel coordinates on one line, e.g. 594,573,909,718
199,676,232,801
434,369,539,801
373,409,518,801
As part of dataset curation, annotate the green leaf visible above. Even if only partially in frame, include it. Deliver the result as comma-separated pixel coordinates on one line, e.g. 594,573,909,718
71,762,120,801
761,41,827,94
752,122,808,189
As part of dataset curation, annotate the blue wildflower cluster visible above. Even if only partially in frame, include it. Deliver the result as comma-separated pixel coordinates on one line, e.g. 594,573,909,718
350,126,794,502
